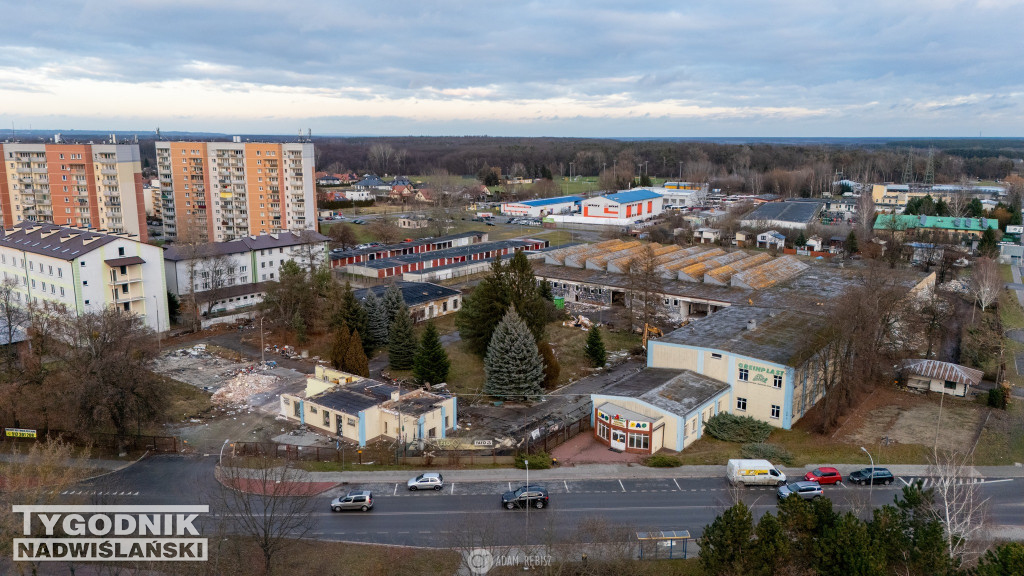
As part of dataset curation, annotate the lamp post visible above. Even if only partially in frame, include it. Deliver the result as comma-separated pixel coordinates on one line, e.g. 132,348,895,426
219,438,230,466
259,316,265,365
860,446,874,506
152,294,161,351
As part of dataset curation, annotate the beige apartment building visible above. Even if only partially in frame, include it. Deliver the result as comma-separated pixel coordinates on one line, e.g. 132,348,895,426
156,140,316,242
0,143,147,240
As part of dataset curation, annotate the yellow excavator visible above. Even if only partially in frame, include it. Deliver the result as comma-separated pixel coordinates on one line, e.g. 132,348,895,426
642,323,663,350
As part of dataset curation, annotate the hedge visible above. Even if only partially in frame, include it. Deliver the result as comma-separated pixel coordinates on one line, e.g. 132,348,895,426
703,413,773,443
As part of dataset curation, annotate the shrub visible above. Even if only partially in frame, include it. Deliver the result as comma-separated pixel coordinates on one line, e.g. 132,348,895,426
740,443,794,466
514,452,552,470
644,454,682,468
704,413,773,443
988,387,1008,409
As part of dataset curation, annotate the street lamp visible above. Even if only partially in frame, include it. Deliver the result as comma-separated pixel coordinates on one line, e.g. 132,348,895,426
860,446,874,505
152,294,161,351
259,316,265,365
219,438,231,466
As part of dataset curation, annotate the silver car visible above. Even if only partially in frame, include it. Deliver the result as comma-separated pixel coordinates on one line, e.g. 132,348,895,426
330,490,373,512
777,481,823,501
407,472,444,491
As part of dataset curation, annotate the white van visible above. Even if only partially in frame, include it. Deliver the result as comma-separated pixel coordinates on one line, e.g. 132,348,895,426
727,459,787,486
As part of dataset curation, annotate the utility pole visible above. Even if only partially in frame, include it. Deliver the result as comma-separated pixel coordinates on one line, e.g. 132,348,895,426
679,161,683,182
152,294,161,351
259,316,265,365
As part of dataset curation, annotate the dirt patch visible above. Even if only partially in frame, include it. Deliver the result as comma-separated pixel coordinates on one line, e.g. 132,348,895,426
212,373,280,406
835,387,986,453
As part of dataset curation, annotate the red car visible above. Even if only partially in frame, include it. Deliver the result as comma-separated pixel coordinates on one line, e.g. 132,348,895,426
804,467,842,485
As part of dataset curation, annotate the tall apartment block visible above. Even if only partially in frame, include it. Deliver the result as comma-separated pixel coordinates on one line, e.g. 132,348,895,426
156,141,316,242
0,143,147,241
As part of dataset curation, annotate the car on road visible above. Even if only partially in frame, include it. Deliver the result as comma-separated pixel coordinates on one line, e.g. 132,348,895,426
777,481,823,500
330,490,373,512
485,221,496,226
501,485,549,509
407,472,444,491
804,467,843,485
848,467,894,486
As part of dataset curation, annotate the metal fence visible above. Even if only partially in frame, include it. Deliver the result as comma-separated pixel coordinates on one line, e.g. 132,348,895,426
0,426,179,454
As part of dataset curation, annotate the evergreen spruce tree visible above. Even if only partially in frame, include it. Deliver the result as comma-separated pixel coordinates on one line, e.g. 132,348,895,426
456,257,512,355
751,512,789,576
343,329,370,377
583,325,607,367
698,501,754,576
1010,197,1023,226
412,322,450,386
329,322,351,370
388,305,417,370
364,290,389,347
334,282,370,352
483,308,544,401
383,283,406,324
845,230,859,255
979,227,999,257
795,231,807,247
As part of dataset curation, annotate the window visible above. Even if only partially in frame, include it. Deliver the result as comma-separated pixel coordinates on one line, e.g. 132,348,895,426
323,411,330,427
711,353,722,359
444,416,449,428
771,405,781,419
628,432,649,450
596,422,609,440
309,406,318,414
736,397,747,411
738,368,749,381
80,261,86,267
84,299,90,305
118,247,125,256
944,381,957,390
773,374,783,388
59,287,64,296
428,427,436,438
346,417,357,427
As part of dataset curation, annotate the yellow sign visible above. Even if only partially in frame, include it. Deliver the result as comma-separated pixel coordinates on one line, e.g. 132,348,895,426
5,428,37,438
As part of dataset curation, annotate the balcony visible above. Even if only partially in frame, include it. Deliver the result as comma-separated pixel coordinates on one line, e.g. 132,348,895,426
31,166,47,174
100,168,117,176
16,167,30,174
111,289,146,304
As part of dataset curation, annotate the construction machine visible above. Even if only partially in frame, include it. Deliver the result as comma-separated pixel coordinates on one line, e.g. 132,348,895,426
642,323,663,350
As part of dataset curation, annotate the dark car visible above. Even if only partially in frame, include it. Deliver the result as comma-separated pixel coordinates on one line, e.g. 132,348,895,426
777,481,823,501
501,485,549,510
485,221,496,226
804,467,843,485
848,467,894,486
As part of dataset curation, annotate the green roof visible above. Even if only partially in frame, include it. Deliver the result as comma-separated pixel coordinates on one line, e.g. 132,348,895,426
873,214,999,232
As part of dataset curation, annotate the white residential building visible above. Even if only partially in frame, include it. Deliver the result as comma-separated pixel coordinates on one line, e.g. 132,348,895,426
0,221,168,331
163,230,329,297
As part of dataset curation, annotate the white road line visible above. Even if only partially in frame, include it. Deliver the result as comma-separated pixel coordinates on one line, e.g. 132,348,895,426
393,484,398,496
673,479,681,491
450,483,455,495
900,477,910,486
508,482,512,491
619,480,626,492
982,478,1014,485
564,480,569,493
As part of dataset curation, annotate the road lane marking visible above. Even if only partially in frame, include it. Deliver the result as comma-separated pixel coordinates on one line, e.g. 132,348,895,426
394,484,398,496
451,483,455,495
619,480,625,492
900,477,910,486
508,482,512,491
673,479,681,491
564,481,569,493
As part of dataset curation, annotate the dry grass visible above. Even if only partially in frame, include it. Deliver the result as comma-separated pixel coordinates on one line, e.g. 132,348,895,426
973,397,1024,466
546,323,641,386
157,374,213,426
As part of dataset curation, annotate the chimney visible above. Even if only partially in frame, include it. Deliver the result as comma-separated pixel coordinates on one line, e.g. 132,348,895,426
746,319,757,331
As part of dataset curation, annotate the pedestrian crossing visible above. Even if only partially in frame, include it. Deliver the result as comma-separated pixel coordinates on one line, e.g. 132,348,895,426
899,476,1012,488
59,490,140,497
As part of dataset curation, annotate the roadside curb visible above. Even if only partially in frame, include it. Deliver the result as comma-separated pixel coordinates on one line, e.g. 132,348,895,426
78,450,151,484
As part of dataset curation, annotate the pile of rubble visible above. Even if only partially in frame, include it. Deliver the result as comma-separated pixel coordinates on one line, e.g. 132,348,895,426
211,372,279,406
939,279,971,295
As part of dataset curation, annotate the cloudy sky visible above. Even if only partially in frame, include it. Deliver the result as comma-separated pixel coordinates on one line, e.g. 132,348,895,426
2,0,1023,137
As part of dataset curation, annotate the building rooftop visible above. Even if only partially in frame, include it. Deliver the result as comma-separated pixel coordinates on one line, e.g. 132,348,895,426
329,231,485,261
512,196,583,207
602,368,731,416
902,359,983,386
351,239,538,270
0,221,132,261
742,201,824,224
354,281,460,307
873,214,999,232
601,189,663,204
383,390,447,417
660,306,827,366
309,380,400,415
164,230,329,261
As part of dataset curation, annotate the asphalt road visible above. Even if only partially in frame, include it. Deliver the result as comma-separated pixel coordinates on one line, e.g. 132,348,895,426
70,456,1022,548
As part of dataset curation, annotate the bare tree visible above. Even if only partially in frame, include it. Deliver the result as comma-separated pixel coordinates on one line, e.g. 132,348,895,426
624,245,663,331
216,454,319,576
946,179,972,218
369,215,401,245
929,448,989,563
0,277,29,369
290,230,328,274
368,142,395,176
326,222,357,251
968,257,1001,313
199,252,232,316
857,192,876,239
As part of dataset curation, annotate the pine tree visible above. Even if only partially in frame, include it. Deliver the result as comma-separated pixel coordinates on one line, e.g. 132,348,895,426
698,501,754,576
388,305,417,370
329,322,351,370
382,283,406,324
343,329,370,377
583,325,607,367
845,230,859,255
334,282,369,353
291,310,307,344
483,308,544,401
364,290,389,347
979,227,999,257
751,512,789,576
457,252,548,356
795,231,807,247
412,322,450,386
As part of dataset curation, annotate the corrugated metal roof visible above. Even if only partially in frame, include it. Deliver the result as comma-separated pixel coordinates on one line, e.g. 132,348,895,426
902,359,983,386
600,189,663,204
515,196,583,207
743,201,824,224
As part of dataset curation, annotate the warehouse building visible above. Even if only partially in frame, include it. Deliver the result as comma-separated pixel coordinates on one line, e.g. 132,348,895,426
354,281,461,323
343,238,547,279
500,196,582,217
547,189,664,227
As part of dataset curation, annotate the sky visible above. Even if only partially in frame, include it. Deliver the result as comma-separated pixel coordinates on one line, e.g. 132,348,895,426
1,0,1023,138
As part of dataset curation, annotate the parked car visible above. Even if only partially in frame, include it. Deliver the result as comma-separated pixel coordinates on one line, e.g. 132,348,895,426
330,490,373,512
506,217,516,223
777,481,823,501
407,472,444,491
804,467,843,485
501,485,549,509
485,221,496,226
726,459,787,486
848,467,894,486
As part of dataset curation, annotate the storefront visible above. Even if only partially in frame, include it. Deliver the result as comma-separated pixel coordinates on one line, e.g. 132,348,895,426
594,402,661,454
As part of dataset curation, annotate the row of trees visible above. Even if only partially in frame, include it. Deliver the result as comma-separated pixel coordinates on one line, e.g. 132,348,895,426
700,485,1017,576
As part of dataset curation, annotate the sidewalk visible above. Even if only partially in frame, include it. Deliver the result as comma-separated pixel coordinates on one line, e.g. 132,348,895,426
0,452,136,471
